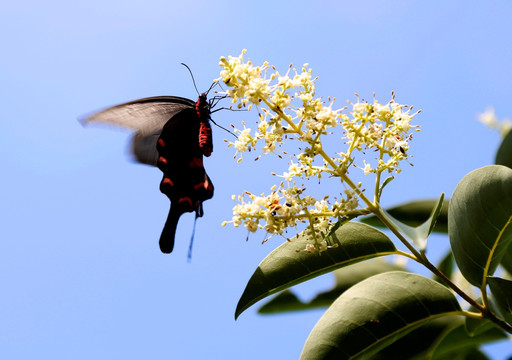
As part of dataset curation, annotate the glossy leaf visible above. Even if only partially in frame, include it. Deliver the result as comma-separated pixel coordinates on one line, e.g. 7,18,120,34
487,276,512,324
431,322,507,359
448,165,512,287
369,317,459,360
464,298,497,336
465,317,495,338
300,272,461,360
495,129,512,169
235,222,397,319
435,348,489,360
258,259,405,314
378,176,394,199
256,290,306,313
379,193,445,251
500,248,512,275
370,317,505,360
324,216,353,240
362,198,449,233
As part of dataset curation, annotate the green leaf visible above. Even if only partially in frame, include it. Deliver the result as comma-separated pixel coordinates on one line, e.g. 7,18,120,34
256,290,306,313
448,165,512,287
235,222,397,319
379,193,445,251
258,259,405,314
487,276,512,324
465,316,495,337
431,322,507,359
361,198,449,233
435,348,490,360
378,176,394,199
370,317,505,360
369,317,459,360
324,216,352,239
311,260,405,308
496,129,512,169
464,298,497,336
299,272,462,360
500,247,512,275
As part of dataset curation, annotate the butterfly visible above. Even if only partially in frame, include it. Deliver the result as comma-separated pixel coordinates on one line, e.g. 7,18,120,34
83,93,219,254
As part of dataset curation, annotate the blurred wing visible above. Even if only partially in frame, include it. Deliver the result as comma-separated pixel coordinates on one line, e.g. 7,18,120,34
131,131,161,166
82,96,196,136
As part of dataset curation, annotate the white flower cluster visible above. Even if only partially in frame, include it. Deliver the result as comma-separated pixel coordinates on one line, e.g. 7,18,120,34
224,185,359,251
342,95,420,175
220,50,342,160
219,50,421,253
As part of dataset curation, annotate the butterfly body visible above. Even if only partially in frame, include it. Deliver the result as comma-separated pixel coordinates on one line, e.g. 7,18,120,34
155,94,214,253
84,94,215,253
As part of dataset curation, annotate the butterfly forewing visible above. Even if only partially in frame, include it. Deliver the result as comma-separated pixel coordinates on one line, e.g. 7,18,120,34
83,96,196,136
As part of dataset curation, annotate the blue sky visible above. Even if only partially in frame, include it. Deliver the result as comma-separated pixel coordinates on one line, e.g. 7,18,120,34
1,1,511,358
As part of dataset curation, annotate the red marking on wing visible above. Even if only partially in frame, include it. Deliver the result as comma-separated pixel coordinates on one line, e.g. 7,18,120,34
193,178,213,191
157,138,166,147
158,156,168,165
193,182,204,190
162,177,174,187
178,197,193,207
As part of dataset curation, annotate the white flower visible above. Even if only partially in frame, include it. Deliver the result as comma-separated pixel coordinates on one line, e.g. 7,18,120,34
478,107,498,127
352,102,366,115
478,107,512,137
234,128,252,152
363,161,372,176
305,243,316,253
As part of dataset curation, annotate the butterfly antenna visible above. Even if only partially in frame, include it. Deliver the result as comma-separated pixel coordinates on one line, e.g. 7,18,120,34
181,63,200,96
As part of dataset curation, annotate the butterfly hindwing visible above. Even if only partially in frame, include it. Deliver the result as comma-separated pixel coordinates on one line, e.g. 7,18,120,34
156,107,214,253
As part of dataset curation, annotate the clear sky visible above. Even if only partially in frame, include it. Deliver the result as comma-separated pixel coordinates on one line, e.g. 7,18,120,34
1,1,511,358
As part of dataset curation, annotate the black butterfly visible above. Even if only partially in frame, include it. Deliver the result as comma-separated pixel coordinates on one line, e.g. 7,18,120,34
84,94,217,254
